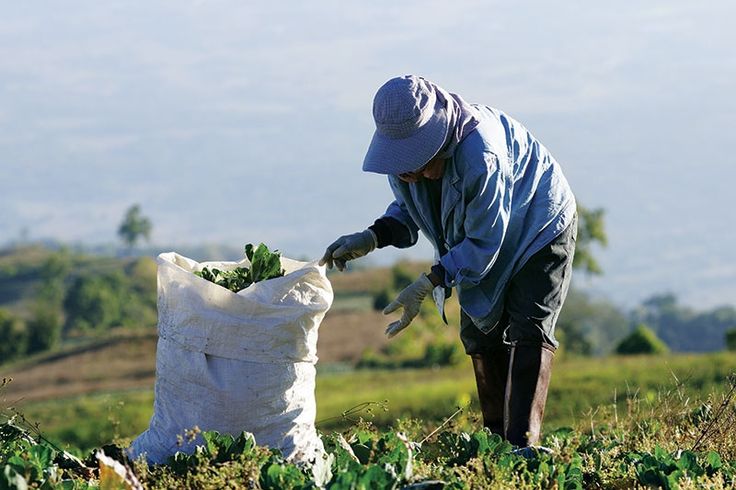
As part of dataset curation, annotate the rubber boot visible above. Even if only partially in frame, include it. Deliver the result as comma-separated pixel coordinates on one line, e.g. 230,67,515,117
503,343,555,447
470,346,510,436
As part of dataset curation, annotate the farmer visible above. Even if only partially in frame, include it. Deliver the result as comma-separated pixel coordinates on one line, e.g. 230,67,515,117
320,75,577,451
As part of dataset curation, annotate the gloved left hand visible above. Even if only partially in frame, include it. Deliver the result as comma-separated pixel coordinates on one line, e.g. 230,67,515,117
319,229,377,271
383,273,435,338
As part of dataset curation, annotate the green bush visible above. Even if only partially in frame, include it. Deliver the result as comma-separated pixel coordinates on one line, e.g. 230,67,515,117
26,305,63,354
556,288,629,356
356,348,399,369
367,265,460,369
62,264,158,333
421,339,464,367
391,263,414,291
119,260,158,329
0,309,27,363
372,288,392,311
63,272,126,332
726,328,736,351
616,324,670,355
357,339,463,369
372,263,417,312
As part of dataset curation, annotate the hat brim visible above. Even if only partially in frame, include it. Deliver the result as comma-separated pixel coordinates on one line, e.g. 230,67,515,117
362,102,450,175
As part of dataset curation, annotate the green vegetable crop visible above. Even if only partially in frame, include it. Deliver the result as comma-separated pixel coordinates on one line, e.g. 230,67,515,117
194,243,285,293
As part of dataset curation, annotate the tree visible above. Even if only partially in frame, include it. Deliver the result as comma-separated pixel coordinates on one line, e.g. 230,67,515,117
615,324,669,355
118,204,152,250
573,204,608,275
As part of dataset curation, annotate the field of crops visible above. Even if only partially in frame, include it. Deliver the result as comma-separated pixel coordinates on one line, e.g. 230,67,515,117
3,352,736,488
2,380,736,489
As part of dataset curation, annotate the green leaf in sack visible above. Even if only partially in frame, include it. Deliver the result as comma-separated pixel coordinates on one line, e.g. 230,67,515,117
195,243,284,293
249,243,284,283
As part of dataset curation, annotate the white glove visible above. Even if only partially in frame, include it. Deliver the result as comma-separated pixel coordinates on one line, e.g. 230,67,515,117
319,229,377,271
383,273,435,338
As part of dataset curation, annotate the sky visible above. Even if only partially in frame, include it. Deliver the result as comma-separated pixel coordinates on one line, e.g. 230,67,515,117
1,1,734,310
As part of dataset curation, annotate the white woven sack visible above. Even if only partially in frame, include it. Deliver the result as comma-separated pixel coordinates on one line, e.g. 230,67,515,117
129,252,333,465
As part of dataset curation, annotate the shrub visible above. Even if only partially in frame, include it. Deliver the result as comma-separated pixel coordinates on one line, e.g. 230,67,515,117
0,309,27,363
726,328,736,351
372,288,393,311
26,305,63,353
391,263,414,291
63,261,158,334
421,339,464,367
125,256,157,298
616,324,670,355
64,272,126,332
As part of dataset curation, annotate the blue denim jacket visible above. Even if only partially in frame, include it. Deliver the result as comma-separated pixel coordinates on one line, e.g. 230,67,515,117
380,105,576,332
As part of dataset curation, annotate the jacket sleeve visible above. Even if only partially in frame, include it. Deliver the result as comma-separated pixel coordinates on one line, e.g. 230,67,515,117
370,200,419,249
368,176,420,249
439,151,510,287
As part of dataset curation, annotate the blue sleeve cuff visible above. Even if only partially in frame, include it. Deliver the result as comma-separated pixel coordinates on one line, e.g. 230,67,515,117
369,217,414,249
430,263,448,288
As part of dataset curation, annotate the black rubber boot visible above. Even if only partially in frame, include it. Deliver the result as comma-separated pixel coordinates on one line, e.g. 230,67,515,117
470,346,510,436
503,342,555,447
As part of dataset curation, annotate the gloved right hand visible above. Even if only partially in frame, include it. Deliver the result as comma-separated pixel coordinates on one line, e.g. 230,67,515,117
319,229,377,271
383,273,435,338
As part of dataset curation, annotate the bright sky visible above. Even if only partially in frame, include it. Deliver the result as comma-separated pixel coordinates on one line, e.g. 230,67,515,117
1,1,734,309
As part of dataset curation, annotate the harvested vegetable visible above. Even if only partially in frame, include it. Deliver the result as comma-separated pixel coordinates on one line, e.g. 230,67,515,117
194,243,285,292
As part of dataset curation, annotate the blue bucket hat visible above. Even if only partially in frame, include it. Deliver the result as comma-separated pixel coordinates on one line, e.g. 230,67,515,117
362,75,450,175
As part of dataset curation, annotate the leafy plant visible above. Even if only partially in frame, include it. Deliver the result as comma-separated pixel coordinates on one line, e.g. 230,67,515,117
432,429,511,467
625,446,733,489
0,417,92,490
194,243,285,293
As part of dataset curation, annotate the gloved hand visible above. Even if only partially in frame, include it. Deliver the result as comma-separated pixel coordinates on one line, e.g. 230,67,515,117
383,273,435,338
319,229,377,271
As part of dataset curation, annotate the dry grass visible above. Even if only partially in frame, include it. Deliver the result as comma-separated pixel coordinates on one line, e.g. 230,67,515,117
2,331,157,403
0,308,392,404
327,260,431,294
